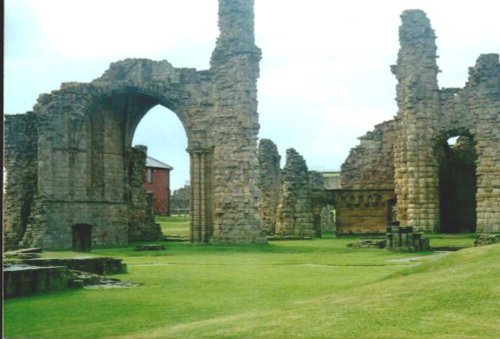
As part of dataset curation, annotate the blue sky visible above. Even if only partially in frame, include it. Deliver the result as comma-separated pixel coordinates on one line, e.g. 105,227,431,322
5,0,499,190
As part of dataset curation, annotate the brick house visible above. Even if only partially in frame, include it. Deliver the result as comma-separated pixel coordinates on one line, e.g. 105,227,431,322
143,156,173,216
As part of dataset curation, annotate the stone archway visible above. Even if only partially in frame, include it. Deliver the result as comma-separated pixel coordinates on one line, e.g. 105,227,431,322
436,131,477,233
4,0,266,250
82,89,204,242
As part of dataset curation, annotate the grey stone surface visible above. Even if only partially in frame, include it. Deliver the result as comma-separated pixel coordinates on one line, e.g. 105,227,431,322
4,0,266,249
275,149,315,238
258,139,281,235
340,10,500,234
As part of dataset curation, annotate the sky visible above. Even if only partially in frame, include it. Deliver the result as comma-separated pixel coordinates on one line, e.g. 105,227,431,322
5,0,500,190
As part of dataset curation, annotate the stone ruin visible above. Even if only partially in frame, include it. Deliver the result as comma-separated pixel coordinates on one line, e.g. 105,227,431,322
258,139,281,235
275,149,315,238
4,4,498,251
257,142,325,239
4,0,266,250
128,146,161,242
311,10,499,242
258,10,498,242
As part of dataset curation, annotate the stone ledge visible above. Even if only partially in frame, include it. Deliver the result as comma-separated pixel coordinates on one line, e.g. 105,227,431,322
22,257,126,275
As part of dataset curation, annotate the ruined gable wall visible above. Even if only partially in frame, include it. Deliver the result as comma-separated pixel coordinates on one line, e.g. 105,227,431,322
340,119,398,190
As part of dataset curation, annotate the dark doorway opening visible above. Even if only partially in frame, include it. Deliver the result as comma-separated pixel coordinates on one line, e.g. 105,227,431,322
438,135,477,233
72,224,92,252
386,198,397,226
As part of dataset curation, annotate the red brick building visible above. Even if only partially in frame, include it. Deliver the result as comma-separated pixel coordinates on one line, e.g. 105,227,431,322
143,156,173,216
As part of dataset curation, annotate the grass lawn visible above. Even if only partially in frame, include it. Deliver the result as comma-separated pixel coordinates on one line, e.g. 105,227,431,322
157,215,190,238
4,220,499,338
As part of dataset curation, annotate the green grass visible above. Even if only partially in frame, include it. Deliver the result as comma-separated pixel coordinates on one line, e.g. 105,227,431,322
157,215,190,238
4,223,499,338
426,232,477,248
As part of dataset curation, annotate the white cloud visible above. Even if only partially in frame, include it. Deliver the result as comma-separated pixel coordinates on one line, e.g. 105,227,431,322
28,0,218,59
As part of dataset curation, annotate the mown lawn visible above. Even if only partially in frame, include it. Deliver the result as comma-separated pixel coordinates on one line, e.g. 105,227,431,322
157,215,190,238
4,222,498,338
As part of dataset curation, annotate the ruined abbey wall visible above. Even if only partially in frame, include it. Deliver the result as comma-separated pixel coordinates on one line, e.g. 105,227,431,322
4,0,266,249
341,120,397,190
340,10,500,233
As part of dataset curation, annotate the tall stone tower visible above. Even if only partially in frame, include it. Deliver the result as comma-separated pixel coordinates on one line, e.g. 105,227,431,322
207,0,264,243
392,10,441,229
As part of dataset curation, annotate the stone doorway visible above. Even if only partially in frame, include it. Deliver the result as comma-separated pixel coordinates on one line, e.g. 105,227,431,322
72,224,92,252
438,135,477,233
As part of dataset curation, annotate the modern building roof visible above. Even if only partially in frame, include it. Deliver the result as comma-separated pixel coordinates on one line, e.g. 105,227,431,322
146,156,173,170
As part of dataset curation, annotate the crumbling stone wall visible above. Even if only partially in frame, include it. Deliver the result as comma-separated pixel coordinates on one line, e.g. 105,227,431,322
341,120,397,190
127,146,161,241
309,171,325,190
258,139,281,235
275,149,314,238
311,189,395,235
4,113,38,250
392,11,500,232
4,0,266,249
340,10,499,234
391,10,441,230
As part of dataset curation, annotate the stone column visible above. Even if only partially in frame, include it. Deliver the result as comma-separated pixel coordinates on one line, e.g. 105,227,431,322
392,10,440,230
258,139,281,235
189,148,213,243
208,0,265,244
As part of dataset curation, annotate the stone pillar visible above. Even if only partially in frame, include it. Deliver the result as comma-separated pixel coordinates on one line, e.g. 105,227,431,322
189,148,213,243
275,149,315,238
208,0,265,244
258,139,281,235
392,10,440,230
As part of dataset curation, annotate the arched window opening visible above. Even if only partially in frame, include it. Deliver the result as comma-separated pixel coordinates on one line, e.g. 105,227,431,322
132,105,189,234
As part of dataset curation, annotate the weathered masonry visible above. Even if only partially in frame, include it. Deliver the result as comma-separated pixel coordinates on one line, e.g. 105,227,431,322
336,10,500,234
4,0,266,250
